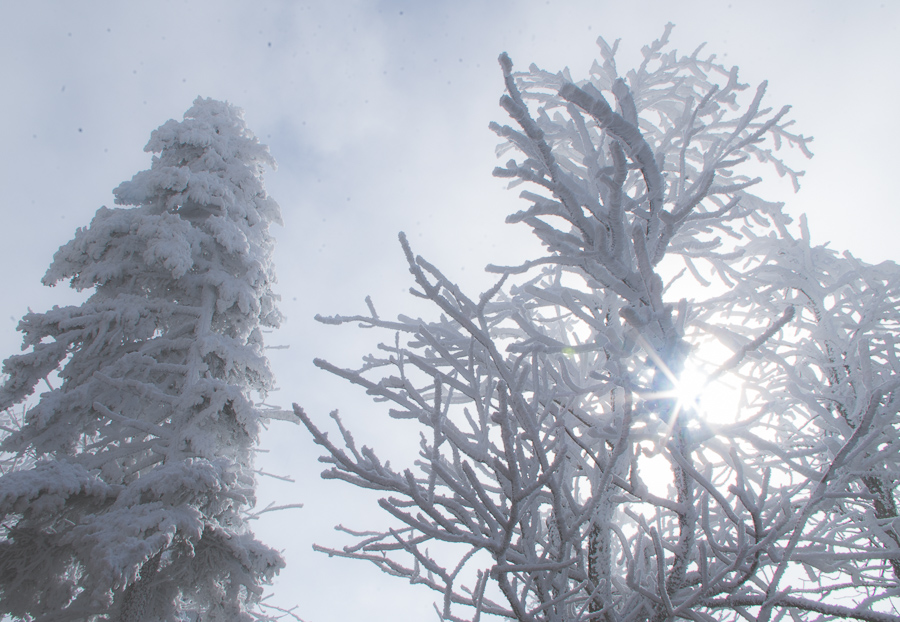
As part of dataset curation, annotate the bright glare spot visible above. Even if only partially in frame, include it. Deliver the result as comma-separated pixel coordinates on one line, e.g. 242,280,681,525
674,358,742,426
673,364,707,411
634,332,744,429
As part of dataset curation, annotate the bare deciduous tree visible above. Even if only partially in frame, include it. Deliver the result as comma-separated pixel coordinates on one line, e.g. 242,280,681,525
297,26,900,622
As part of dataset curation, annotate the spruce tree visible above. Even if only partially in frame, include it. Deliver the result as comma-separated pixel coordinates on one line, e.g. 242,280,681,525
0,97,284,621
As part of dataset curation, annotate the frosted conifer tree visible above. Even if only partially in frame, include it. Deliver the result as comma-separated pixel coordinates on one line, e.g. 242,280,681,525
0,97,284,621
297,27,900,621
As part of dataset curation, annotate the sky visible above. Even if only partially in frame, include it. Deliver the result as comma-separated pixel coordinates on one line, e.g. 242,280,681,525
2,1,899,620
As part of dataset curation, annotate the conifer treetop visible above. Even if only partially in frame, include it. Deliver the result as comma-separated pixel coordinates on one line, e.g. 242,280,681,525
0,97,285,622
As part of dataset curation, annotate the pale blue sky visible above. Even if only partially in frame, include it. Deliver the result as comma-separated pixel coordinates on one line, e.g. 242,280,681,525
2,2,899,619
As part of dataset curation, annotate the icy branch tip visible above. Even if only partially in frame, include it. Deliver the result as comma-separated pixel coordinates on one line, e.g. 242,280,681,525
314,314,342,325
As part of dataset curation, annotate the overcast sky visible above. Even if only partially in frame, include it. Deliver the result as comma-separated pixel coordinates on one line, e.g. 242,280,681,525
2,2,899,620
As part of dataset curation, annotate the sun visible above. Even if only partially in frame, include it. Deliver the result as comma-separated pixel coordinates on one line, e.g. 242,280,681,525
634,333,744,428
671,356,743,427
672,363,707,413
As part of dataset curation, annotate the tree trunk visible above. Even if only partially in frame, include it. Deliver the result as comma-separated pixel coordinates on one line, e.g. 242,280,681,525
118,551,163,622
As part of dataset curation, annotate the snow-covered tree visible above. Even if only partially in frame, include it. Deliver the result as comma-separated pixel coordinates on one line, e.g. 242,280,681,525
0,97,284,621
296,26,900,621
